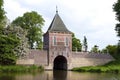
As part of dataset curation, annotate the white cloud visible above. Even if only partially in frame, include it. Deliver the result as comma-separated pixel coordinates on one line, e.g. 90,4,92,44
21,0,44,5
4,0,30,22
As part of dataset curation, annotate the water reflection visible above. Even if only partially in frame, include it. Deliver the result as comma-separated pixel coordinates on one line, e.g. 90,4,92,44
0,71,120,80
0,74,15,80
53,70,67,80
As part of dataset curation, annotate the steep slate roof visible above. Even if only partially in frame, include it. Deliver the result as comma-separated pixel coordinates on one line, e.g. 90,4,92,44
47,12,72,33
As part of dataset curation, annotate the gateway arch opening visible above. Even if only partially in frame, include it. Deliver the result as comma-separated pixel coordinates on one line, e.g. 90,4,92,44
53,55,67,70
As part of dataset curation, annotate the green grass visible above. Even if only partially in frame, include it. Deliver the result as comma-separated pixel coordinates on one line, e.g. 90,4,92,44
0,65,44,73
72,60,120,73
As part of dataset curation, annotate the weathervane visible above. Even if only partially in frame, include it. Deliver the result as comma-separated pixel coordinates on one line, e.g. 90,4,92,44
56,6,58,13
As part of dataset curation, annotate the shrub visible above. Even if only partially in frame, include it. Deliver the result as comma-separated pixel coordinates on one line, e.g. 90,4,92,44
72,60,120,73
0,65,44,73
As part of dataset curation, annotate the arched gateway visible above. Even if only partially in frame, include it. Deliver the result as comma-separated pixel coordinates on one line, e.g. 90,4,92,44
54,56,67,70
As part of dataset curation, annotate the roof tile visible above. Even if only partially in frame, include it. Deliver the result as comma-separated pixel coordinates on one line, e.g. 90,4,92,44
47,13,72,33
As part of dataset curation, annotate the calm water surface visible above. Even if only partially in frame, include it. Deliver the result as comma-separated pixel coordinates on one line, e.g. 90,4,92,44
0,71,120,80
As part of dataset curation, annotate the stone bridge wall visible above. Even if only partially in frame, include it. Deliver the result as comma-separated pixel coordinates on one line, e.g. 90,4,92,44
16,50,48,66
16,50,114,70
69,52,114,69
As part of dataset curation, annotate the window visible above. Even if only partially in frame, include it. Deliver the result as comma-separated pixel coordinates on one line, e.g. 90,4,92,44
53,36,56,46
65,37,69,46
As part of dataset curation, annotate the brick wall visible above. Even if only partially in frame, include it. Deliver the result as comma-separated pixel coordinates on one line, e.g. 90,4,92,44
68,52,114,69
16,50,48,66
44,32,72,63
16,50,114,70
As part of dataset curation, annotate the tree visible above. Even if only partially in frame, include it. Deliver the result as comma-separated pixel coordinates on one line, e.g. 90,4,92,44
102,45,117,54
72,33,82,52
0,0,5,33
116,41,120,60
0,0,4,21
12,11,45,49
90,45,99,53
0,0,27,65
101,45,119,59
0,35,19,65
113,0,120,60
0,0,17,65
4,25,29,59
0,25,20,65
82,36,88,52
113,0,120,37
106,45,117,57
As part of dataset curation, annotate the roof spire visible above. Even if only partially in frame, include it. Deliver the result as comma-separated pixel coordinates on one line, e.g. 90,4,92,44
47,8,71,33
56,6,58,13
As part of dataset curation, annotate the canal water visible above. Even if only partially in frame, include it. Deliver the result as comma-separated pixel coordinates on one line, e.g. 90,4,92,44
0,71,120,80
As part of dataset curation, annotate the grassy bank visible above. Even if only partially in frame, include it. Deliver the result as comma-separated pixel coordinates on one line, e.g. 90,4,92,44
72,61,120,73
0,65,44,73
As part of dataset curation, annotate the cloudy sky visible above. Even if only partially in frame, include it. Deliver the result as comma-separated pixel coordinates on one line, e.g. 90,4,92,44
4,0,119,50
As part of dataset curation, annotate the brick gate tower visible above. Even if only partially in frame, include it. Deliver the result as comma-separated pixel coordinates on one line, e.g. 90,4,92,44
43,10,72,70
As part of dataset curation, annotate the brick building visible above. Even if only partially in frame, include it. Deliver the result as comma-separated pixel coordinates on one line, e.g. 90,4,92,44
17,10,114,70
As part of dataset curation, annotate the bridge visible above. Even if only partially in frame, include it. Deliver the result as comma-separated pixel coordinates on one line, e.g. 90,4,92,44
16,10,114,70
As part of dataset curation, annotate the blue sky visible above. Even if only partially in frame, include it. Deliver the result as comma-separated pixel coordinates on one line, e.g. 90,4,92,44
4,0,118,50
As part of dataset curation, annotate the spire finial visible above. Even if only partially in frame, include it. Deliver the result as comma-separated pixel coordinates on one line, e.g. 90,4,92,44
56,6,58,13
